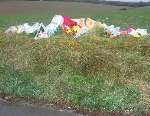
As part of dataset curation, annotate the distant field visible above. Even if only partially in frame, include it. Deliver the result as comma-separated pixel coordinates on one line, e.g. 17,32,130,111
0,1,150,115
0,1,124,15
0,1,150,31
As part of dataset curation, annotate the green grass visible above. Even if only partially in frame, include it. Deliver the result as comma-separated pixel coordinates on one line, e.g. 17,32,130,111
0,4,150,115
0,6,150,30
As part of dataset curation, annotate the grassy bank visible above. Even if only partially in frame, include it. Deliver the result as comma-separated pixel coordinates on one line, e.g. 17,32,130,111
0,33,149,115
0,2,149,115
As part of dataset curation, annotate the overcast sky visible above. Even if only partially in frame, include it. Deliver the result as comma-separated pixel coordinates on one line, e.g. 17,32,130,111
106,0,150,2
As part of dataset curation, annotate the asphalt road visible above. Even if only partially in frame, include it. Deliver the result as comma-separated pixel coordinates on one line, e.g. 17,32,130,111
0,100,77,116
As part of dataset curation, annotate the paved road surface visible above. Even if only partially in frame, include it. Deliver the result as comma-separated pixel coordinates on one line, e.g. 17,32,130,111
0,100,77,116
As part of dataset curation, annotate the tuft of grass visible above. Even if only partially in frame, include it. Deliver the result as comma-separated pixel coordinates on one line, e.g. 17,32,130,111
64,75,143,112
0,65,43,97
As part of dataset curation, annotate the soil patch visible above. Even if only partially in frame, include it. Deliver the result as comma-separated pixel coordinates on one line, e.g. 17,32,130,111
0,93,149,116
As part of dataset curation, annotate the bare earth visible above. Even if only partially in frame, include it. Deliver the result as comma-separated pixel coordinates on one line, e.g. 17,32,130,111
0,1,124,15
